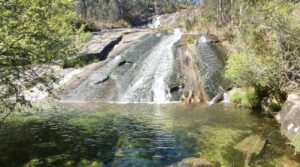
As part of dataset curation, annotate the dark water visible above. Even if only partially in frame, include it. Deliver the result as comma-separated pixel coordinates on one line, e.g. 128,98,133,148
0,103,298,167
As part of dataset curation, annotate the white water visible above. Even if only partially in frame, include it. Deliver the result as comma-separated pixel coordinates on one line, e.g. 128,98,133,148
120,29,183,103
222,92,230,103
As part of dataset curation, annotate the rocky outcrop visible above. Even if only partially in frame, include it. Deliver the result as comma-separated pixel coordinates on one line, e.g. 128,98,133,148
174,34,226,104
168,157,217,167
83,29,152,61
279,90,300,140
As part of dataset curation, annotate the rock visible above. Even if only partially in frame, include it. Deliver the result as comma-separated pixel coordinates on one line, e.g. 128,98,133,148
168,157,216,167
234,135,266,167
94,75,109,84
279,90,300,140
234,135,266,156
118,60,134,66
175,34,220,104
275,155,300,167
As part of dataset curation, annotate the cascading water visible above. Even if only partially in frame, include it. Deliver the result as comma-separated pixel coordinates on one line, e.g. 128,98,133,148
198,35,225,104
60,30,182,104
119,29,183,103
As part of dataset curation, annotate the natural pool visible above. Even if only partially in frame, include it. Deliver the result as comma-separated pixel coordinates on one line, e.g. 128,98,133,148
0,103,299,167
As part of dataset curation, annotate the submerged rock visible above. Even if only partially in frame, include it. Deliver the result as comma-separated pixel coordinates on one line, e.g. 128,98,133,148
275,155,300,167
234,135,266,156
234,135,266,167
280,90,300,140
168,157,216,167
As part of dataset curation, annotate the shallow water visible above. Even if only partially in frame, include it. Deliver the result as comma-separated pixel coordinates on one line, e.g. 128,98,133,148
0,103,299,167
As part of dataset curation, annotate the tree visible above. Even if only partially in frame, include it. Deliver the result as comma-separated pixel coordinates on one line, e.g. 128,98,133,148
0,0,77,121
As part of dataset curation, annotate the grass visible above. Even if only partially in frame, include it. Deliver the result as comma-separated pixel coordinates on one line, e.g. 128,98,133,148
292,134,300,154
230,88,259,109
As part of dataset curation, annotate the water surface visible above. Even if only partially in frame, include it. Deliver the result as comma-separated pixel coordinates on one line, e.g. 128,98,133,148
0,103,298,167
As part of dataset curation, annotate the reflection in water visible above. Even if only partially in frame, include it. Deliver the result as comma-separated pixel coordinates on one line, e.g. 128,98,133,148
0,103,299,167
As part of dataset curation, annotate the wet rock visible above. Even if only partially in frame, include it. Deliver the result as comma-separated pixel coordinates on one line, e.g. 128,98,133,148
174,34,226,104
94,75,109,84
175,35,209,104
234,135,266,156
86,34,123,61
169,85,184,94
279,90,300,140
275,155,300,167
168,157,216,167
118,60,134,66
234,135,266,167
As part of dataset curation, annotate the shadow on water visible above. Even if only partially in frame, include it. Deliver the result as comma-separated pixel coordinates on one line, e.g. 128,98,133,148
0,103,299,167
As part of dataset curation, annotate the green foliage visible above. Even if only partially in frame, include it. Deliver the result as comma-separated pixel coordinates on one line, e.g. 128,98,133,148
230,92,243,104
187,38,197,45
292,134,300,154
225,54,268,87
63,55,90,68
78,26,92,44
199,0,300,105
230,89,259,109
0,0,78,115
77,0,194,27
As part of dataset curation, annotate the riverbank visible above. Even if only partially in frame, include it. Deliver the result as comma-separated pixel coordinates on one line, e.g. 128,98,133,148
187,2,300,154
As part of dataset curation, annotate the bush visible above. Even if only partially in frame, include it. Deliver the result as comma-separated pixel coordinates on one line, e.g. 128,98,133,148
292,135,300,154
225,54,269,88
230,88,259,109
63,55,93,69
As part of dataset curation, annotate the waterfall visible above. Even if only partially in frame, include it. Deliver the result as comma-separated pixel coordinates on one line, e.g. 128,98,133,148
222,92,230,103
120,29,183,103
198,35,225,100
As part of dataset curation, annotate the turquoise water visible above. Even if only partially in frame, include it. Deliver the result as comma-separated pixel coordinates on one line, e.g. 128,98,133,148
0,103,298,167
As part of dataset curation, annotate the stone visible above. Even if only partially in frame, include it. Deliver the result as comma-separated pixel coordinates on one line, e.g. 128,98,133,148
175,34,226,104
275,155,300,167
234,135,266,156
234,135,266,167
280,91,300,140
94,75,109,84
168,157,216,167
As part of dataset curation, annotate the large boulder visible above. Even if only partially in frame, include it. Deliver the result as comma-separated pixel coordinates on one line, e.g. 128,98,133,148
174,35,210,103
234,135,266,167
174,34,226,104
279,90,300,140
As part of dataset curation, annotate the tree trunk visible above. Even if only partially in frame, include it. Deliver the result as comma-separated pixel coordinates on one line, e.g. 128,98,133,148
239,2,243,26
231,0,234,26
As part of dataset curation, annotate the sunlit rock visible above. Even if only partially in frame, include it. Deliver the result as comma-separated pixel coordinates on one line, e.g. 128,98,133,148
275,155,300,167
174,34,226,104
280,90,300,140
168,157,217,167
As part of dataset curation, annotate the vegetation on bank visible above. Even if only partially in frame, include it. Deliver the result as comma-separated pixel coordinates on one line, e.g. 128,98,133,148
77,0,194,30
190,0,300,111
0,0,78,117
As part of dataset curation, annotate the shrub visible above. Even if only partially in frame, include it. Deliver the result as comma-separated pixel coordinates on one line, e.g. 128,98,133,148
292,134,300,154
230,88,259,109
63,54,91,69
225,54,269,88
